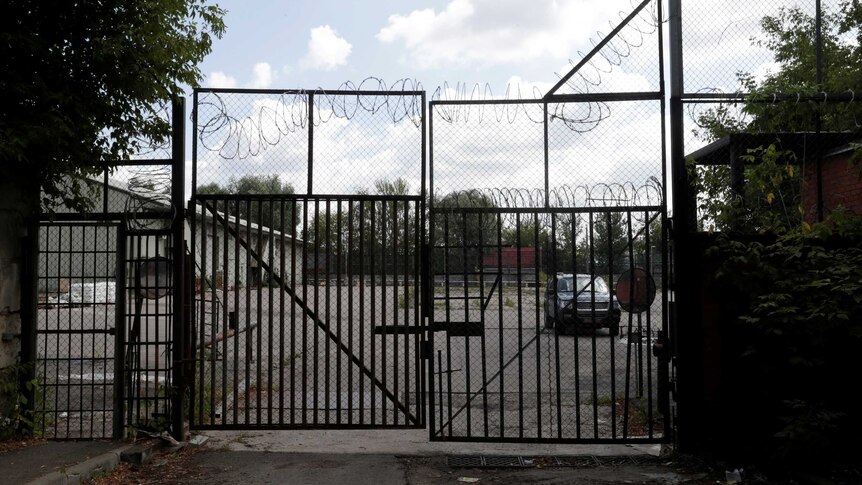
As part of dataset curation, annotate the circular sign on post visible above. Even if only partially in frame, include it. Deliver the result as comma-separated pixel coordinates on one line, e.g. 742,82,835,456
615,267,656,313
137,257,172,299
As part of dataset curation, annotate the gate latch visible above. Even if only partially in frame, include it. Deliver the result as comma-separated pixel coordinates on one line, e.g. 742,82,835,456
420,340,432,360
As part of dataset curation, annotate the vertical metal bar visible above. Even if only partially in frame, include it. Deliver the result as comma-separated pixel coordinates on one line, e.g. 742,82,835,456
392,200,399,426
444,215,453,437
307,93,314,195
420,95,428,427
171,96,186,441
347,199,355,424
657,0,672,443
380,200,388,426
79,225,86,436
461,211,470,436
607,211,616,439
313,198,320,424
425,212,435,439
668,0,694,450
232,199,239,425
533,214,541,439
89,225,96,438
478,211,489,437
496,213,505,438
624,211,635,438
103,171,110,214
290,199,298,425
552,213,562,439
644,210,654,438
815,0,824,221
55,226,62,438
67,225,73,438
244,198,252,425
370,200,377,424
193,202,202,426
267,198,275,425
336,199,343,425
400,200,409,425
302,199,309,424
571,213,581,439
325,199,332,424
114,224,126,439
218,200,227,427
515,213,524,438
279,199,286,425
191,90,199,200
358,200,365,425
210,208,219,427
256,199,263,425
589,212,599,438
544,102,550,208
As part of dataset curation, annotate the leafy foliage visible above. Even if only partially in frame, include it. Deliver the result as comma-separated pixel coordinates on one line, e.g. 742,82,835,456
0,0,225,214
708,209,862,468
690,144,803,233
0,364,45,439
691,2,862,233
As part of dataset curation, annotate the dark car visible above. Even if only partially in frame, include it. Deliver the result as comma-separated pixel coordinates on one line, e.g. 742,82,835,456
543,273,621,336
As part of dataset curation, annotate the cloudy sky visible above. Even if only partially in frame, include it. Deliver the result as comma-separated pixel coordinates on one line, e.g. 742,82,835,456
175,0,800,199
198,0,652,94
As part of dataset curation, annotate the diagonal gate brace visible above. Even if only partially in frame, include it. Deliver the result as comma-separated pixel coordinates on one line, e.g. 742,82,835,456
201,202,419,425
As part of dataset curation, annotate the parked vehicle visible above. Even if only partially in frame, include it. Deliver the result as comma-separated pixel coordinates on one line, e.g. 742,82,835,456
543,273,621,336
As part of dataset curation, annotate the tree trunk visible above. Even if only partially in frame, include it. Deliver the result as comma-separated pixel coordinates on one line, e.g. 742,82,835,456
0,171,38,370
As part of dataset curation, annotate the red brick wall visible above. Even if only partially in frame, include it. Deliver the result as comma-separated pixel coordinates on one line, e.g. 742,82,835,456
803,151,862,222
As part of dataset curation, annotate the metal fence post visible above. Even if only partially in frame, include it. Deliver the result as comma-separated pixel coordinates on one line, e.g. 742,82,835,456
171,97,186,441
113,224,127,439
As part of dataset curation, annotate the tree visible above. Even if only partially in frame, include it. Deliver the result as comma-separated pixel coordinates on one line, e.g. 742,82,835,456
583,211,629,276
0,1,224,370
198,174,297,233
692,2,862,233
432,189,497,274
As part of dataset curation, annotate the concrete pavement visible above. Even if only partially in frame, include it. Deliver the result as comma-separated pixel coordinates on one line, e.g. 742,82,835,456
1,431,716,485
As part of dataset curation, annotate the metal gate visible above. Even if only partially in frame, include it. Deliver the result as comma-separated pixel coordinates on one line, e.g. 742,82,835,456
27,99,187,440
189,88,427,429
426,0,670,443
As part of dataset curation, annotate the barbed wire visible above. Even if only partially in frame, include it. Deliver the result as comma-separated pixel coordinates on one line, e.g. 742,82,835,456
555,0,660,96
124,165,173,229
431,0,659,133
196,77,424,161
436,178,663,209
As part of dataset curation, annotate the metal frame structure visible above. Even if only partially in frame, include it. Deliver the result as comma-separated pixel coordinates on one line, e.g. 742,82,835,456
24,99,187,440
188,89,428,430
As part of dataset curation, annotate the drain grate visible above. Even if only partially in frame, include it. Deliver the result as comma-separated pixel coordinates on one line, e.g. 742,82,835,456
447,454,662,469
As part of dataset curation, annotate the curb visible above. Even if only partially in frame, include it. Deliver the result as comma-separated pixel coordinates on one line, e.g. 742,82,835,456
24,444,136,485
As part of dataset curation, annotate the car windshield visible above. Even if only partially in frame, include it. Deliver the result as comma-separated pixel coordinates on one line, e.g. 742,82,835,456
558,275,608,293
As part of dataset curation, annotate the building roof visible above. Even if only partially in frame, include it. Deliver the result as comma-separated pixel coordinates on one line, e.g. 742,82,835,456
686,132,860,166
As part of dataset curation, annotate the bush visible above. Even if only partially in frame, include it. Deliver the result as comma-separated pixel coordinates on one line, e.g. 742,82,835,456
709,208,862,470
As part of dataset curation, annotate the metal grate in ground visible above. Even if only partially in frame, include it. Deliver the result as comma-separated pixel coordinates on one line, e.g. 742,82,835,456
447,454,663,468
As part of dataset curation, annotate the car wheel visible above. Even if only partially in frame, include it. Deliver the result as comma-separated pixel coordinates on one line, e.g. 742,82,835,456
544,313,554,330
608,324,620,337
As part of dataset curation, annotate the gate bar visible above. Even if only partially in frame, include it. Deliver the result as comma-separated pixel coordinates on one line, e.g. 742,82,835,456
199,200,420,424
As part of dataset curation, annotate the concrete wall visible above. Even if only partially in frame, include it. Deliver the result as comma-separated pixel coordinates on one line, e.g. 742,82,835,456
0,181,29,370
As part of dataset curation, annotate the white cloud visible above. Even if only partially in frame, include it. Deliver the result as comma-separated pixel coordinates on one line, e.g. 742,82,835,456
376,0,631,70
248,62,275,89
207,71,238,88
301,25,353,71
